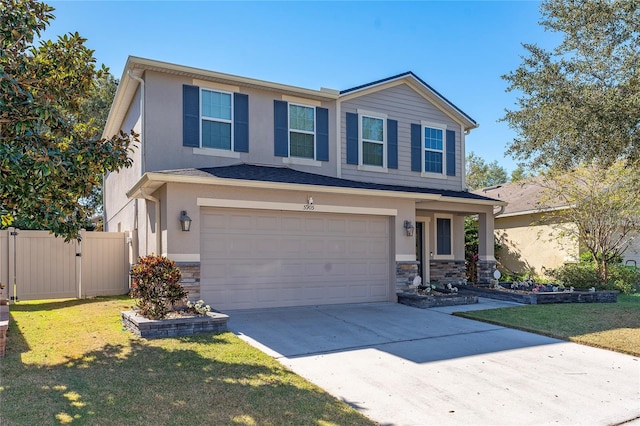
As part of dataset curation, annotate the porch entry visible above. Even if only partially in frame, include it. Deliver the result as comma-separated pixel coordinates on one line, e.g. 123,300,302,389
415,222,429,284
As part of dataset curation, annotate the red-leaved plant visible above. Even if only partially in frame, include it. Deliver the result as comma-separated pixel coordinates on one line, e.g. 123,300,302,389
130,255,186,319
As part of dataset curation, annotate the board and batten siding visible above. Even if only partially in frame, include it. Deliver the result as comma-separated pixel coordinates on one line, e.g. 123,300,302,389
340,83,465,191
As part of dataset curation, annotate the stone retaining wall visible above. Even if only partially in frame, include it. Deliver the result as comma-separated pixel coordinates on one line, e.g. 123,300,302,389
397,292,478,309
0,301,9,357
458,286,618,304
121,310,228,338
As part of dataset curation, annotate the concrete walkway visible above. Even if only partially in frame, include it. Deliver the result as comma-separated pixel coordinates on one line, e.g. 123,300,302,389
228,300,640,425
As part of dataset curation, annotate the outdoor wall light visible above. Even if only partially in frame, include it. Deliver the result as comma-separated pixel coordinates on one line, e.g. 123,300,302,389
403,220,415,237
179,210,192,232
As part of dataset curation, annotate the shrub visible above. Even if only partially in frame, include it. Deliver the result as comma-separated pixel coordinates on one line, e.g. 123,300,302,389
548,262,640,294
130,255,187,319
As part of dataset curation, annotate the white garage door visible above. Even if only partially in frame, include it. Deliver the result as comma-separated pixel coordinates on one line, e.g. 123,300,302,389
200,208,391,310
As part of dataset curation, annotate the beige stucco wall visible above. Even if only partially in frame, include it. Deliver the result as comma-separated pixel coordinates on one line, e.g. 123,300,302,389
142,71,338,176
156,182,417,262
623,237,640,267
495,213,578,277
104,86,143,234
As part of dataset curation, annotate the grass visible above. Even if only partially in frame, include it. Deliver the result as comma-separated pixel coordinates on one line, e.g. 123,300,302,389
0,296,375,426
456,294,640,356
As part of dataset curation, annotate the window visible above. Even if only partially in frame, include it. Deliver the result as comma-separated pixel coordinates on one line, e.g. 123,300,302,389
289,104,315,159
435,215,452,257
423,125,444,174
201,89,233,150
360,114,385,167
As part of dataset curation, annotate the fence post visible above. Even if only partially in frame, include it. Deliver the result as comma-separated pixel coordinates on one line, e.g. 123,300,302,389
77,229,85,299
7,228,17,302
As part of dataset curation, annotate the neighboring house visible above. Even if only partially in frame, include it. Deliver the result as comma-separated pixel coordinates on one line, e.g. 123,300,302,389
103,56,504,311
478,179,640,277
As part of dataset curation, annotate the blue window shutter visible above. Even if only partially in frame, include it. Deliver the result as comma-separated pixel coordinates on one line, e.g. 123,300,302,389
446,129,456,176
233,93,249,152
316,107,329,161
274,100,288,157
411,123,421,172
346,112,358,165
183,85,199,147
387,119,398,169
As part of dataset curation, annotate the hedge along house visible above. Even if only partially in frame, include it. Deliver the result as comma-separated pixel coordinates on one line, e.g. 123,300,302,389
103,57,504,311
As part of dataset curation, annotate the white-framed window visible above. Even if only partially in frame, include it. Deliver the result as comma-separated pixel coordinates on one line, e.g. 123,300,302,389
201,88,233,150
422,121,447,176
289,103,315,159
434,214,453,258
359,110,387,169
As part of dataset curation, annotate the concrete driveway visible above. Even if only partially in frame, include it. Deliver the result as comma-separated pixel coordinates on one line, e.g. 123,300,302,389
228,301,640,425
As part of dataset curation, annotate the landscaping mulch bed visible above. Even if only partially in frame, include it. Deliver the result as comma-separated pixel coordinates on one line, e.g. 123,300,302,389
458,285,618,304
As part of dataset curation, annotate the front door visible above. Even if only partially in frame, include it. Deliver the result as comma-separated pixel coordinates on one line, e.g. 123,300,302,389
416,222,424,282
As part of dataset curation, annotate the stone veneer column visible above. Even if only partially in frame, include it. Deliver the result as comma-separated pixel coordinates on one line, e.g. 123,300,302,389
175,262,201,300
396,261,419,291
476,259,496,286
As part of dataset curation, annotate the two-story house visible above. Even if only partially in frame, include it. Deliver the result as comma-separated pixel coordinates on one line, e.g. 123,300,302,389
103,56,504,311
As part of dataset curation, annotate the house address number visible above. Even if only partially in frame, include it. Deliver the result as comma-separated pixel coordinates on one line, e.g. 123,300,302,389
303,204,315,211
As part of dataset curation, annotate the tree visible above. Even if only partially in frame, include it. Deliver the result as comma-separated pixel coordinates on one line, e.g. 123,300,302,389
510,165,532,182
76,71,119,222
538,161,640,283
465,151,508,190
502,0,640,170
0,0,135,239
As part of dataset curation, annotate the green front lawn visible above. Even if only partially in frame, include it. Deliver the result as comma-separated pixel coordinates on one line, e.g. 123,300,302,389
0,297,375,425
456,294,640,356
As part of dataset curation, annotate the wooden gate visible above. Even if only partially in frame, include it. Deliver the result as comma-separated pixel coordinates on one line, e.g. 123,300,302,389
0,229,129,301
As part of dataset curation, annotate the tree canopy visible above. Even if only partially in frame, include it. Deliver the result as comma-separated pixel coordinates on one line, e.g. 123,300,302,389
538,161,640,282
465,151,508,190
0,0,135,239
502,0,640,170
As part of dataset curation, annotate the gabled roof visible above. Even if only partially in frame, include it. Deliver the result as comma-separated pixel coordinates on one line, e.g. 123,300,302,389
339,71,478,131
128,164,503,206
474,178,567,217
104,57,479,139
103,56,340,139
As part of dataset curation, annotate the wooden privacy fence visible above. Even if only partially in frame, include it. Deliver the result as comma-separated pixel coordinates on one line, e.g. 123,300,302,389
0,229,130,301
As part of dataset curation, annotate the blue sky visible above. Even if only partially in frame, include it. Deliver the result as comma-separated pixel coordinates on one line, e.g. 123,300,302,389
46,1,560,173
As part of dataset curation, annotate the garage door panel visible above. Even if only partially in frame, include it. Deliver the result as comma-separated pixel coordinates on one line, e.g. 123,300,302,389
201,208,391,310
370,240,389,256
327,219,346,233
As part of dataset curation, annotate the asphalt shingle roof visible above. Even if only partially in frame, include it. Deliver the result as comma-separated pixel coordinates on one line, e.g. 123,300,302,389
159,164,499,203
473,177,566,216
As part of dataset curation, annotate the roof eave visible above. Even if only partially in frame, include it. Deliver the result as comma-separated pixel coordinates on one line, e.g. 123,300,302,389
127,171,503,206
104,56,340,140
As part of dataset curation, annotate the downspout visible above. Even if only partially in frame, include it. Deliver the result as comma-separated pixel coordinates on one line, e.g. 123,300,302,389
140,189,161,255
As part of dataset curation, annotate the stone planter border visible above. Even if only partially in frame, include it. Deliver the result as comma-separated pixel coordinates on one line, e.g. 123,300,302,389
121,310,229,339
0,300,9,357
397,291,478,309
458,285,618,304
